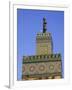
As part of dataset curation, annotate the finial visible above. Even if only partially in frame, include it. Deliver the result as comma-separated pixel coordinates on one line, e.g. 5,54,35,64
43,17,47,33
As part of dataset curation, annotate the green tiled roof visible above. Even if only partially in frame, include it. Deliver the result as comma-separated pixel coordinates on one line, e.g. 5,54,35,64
23,54,61,63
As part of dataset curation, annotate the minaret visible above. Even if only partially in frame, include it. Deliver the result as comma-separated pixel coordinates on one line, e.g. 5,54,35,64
36,17,53,55
22,17,62,80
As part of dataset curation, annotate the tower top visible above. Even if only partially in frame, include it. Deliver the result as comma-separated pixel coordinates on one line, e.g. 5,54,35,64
43,17,47,33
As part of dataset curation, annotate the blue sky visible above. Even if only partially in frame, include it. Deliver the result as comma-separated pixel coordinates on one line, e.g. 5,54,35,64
17,9,64,80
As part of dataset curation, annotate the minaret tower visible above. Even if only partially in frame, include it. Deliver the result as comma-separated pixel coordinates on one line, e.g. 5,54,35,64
22,17,62,80
36,17,53,55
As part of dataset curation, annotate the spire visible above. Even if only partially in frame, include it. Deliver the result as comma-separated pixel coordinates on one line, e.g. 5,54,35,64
43,17,47,33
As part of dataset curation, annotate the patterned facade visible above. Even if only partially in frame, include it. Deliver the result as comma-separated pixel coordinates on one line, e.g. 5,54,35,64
22,54,62,80
36,32,53,55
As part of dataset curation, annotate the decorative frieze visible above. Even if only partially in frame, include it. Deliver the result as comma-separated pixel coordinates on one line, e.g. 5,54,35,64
22,61,62,76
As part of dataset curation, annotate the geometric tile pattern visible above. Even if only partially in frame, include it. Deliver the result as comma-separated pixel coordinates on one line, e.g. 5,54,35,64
22,61,61,75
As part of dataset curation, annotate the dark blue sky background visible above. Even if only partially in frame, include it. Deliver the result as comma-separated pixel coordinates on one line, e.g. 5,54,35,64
17,9,64,80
